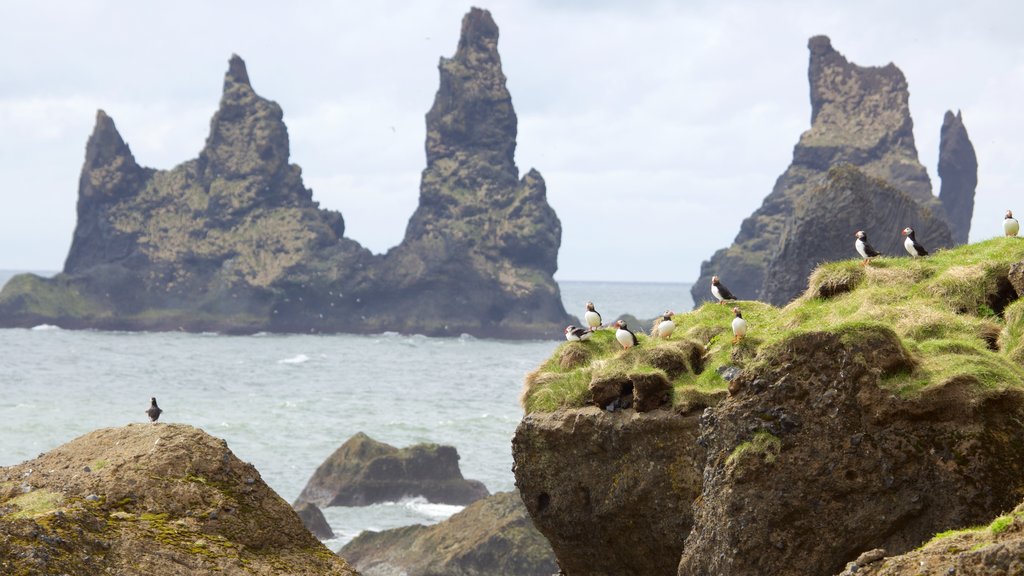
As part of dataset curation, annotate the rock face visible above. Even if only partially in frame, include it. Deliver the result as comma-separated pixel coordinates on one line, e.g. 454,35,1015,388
338,491,558,576
0,424,357,575
512,407,705,576
294,501,335,540
938,110,978,244
692,36,963,306
761,164,953,303
0,8,572,339
296,432,489,508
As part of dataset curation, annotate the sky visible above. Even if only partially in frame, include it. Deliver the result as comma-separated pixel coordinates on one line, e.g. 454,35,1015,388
1,0,1022,282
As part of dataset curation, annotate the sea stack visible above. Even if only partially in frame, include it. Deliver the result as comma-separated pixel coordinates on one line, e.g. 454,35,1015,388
692,36,960,306
937,110,978,245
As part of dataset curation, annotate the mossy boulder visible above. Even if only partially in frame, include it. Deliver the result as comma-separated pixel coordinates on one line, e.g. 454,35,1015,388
296,432,489,508
338,491,557,576
0,424,357,575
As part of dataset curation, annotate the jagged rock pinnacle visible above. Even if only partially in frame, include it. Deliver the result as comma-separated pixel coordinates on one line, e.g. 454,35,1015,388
938,110,978,244
225,53,251,90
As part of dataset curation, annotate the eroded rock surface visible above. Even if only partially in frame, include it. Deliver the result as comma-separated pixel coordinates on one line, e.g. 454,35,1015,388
938,110,978,245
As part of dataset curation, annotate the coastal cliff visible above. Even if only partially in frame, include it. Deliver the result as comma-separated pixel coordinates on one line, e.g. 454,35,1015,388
515,238,1024,576
692,36,975,307
0,8,571,339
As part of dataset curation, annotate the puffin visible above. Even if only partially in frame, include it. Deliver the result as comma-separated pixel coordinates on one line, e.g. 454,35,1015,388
146,397,163,422
902,227,928,257
854,230,881,265
1005,210,1020,237
656,311,676,339
584,302,603,329
711,276,737,305
564,325,593,342
614,320,639,349
731,307,747,344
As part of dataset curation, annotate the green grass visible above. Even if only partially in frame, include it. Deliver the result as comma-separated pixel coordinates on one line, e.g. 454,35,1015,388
4,489,63,519
521,237,1024,413
726,431,782,468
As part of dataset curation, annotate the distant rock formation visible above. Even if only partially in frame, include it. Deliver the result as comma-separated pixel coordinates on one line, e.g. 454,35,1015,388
938,110,978,244
692,36,969,306
339,491,558,576
0,424,357,575
761,164,953,304
0,8,572,339
294,501,335,540
295,432,489,508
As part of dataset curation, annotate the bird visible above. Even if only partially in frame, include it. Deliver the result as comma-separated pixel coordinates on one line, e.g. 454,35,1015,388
146,397,163,422
655,311,675,339
584,302,602,329
1005,210,1019,237
902,227,928,257
711,276,737,305
614,320,639,349
564,325,592,342
854,230,881,265
731,307,747,344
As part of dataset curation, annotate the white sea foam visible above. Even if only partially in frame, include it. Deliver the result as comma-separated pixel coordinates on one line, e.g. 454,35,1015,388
30,324,61,331
393,497,463,520
277,354,309,364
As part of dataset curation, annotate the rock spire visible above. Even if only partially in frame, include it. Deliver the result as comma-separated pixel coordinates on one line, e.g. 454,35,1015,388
938,110,978,244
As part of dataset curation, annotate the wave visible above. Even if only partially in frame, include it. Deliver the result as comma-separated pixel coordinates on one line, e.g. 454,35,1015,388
277,354,310,364
30,324,61,331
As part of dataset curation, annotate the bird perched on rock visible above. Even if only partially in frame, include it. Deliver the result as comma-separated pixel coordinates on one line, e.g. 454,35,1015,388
584,302,602,329
711,276,737,305
731,307,747,344
564,325,592,342
146,397,163,422
1005,210,1019,237
902,227,928,257
854,230,881,266
614,320,639,349
655,311,675,339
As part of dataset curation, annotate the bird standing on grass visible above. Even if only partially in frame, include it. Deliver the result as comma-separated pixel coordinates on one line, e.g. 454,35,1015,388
614,320,639,349
732,307,747,344
584,302,602,329
1005,210,1019,237
711,276,737,305
564,325,592,342
902,227,928,257
854,230,881,266
146,397,163,422
656,311,675,339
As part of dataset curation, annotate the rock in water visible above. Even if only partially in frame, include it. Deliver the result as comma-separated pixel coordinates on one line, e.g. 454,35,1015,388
295,432,489,508
938,110,978,245
339,491,558,576
0,8,572,339
294,501,335,540
692,36,959,306
0,424,357,575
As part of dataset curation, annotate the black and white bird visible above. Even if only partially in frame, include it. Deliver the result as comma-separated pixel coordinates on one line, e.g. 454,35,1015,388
711,276,737,305
731,307,747,344
564,325,593,342
584,302,602,329
614,320,639,349
902,227,928,257
854,230,881,266
146,397,163,422
655,311,676,339
1005,210,1019,237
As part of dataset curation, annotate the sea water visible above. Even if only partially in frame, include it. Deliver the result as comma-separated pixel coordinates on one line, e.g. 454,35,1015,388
0,272,691,546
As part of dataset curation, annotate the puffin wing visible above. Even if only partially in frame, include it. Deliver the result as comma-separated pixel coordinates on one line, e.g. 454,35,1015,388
915,242,928,256
864,240,880,257
717,283,736,300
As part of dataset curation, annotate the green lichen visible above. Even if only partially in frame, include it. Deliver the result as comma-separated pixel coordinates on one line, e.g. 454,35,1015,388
726,431,782,468
4,489,62,519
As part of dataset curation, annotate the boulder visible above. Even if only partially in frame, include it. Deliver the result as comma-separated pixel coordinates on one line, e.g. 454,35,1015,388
296,432,489,508
0,424,357,575
294,501,335,540
339,491,558,576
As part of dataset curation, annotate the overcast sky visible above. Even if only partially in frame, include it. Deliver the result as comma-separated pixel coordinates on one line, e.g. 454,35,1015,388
1,0,1021,282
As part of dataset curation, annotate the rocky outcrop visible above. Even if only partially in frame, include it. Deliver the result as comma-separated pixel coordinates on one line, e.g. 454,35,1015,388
295,501,335,540
0,8,572,339
296,432,489,508
692,36,961,306
338,491,558,576
938,110,978,244
761,164,953,303
512,407,705,576
0,424,357,575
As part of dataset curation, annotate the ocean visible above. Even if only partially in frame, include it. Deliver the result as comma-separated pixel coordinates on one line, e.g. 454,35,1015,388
0,271,692,547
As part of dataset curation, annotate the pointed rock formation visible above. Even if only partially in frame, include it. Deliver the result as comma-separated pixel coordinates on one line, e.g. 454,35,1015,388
0,9,571,338
692,36,958,306
938,110,978,244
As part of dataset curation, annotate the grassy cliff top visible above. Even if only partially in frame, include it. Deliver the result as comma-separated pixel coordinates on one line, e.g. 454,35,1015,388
522,237,1024,413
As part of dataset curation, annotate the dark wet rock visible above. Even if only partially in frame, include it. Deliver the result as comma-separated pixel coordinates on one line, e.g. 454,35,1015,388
295,432,489,508
339,491,557,576
938,110,978,245
294,501,335,540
